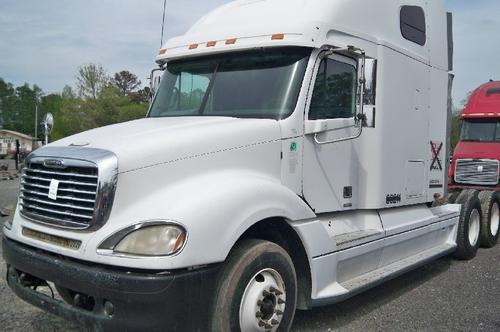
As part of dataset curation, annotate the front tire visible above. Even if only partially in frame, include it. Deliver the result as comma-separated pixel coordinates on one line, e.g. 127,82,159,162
478,191,500,248
454,190,482,260
210,239,297,332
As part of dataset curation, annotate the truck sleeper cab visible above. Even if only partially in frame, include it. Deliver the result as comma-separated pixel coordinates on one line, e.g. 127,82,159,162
3,1,493,331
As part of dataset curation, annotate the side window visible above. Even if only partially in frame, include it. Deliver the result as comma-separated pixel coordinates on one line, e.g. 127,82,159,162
309,58,357,120
400,6,426,46
168,72,210,112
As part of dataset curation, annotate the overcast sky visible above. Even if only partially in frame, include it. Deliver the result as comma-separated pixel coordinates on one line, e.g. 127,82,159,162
0,0,498,105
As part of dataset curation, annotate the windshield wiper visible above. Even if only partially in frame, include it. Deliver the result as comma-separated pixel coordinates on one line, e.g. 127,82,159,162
198,63,220,115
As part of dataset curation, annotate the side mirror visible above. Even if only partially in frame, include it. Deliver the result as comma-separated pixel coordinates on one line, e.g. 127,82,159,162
41,113,54,145
42,113,54,135
149,67,165,101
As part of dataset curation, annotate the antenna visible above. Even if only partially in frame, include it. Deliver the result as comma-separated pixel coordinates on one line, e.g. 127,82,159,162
160,0,167,47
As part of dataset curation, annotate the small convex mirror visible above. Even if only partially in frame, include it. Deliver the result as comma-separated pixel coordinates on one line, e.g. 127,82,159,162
42,113,54,135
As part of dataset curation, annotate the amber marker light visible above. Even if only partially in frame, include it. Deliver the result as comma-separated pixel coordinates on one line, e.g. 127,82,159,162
271,33,285,40
206,41,217,47
225,38,237,45
158,49,167,55
189,43,199,50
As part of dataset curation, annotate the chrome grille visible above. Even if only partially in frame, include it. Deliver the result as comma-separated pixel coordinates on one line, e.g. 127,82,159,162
20,160,98,229
18,147,118,231
455,159,500,186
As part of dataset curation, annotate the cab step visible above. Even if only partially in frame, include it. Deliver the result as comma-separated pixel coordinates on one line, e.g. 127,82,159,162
340,243,455,293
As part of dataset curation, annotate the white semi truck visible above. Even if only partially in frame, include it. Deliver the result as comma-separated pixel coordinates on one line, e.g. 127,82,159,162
3,0,494,331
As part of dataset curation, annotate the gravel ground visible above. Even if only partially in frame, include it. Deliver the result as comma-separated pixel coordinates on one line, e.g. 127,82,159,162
1,179,499,331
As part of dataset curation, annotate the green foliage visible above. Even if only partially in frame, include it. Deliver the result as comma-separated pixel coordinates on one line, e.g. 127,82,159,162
0,64,149,142
110,70,141,96
0,79,43,138
76,64,108,100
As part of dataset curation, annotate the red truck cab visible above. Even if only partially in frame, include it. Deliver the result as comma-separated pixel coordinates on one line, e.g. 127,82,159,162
449,81,500,190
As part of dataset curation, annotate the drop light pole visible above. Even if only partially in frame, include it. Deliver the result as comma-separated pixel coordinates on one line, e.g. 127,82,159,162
34,104,38,139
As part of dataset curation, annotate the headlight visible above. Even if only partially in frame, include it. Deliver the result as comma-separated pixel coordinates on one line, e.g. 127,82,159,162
99,222,187,257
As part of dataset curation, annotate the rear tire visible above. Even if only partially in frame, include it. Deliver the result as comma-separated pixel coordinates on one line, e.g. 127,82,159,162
210,239,297,332
454,190,482,260
478,191,500,248
444,191,460,204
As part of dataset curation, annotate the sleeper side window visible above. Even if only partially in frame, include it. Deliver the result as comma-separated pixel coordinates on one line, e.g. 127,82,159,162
400,6,426,46
309,58,357,120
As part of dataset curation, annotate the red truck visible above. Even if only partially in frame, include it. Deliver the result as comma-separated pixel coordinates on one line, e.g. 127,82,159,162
447,81,500,248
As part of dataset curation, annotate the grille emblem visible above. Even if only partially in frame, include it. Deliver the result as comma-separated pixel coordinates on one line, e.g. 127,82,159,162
477,165,484,172
43,159,66,169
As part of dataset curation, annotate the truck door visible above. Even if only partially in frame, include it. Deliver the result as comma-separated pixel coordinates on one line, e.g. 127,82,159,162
302,53,360,213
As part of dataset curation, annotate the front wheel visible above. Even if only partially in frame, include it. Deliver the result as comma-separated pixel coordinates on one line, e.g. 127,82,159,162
210,239,297,332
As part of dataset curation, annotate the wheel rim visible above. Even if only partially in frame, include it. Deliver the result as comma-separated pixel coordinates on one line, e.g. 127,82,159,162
490,202,500,237
239,268,286,332
468,208,481,247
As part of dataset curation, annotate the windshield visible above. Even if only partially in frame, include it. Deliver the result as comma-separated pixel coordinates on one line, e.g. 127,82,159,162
148,47,311,120
460,119,500,142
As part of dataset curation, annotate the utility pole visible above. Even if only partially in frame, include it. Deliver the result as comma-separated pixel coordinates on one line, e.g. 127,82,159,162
34,104,38,139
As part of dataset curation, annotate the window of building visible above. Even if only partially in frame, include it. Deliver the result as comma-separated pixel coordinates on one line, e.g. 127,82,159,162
309,58,357,120
400,6,426,46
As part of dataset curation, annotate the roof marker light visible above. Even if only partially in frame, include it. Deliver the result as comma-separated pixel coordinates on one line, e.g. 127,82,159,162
271,33,285,40
189,44,199,50
159,49,167,55
225,38,237,45
206,41,217,47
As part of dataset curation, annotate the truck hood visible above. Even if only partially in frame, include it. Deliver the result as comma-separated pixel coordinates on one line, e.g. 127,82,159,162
453,141,500,161
50,117,281,173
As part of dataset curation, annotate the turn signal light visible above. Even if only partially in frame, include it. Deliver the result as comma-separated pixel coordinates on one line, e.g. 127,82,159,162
271,33,285,40
158,49,167,55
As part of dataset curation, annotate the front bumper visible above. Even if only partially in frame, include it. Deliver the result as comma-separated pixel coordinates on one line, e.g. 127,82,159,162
3,236,220,331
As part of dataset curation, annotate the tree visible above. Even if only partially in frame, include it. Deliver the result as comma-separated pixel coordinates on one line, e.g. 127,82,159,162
61,85,76,99
129,87,151,104
0,82,43,137
110,70,141,96
76,64,108,100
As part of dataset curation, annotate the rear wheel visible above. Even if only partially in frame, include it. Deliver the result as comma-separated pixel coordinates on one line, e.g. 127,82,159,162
210,239,297,332
478,191,500,248
454,190,482,260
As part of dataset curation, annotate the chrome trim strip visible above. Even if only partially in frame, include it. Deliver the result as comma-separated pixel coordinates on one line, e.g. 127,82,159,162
21,189,96,203
25,168,98,179
21,181,97,196
20,202,93,220
22,175,98,187
20,195,95,212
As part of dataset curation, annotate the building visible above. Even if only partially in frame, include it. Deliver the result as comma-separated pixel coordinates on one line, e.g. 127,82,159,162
0,129,34,157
